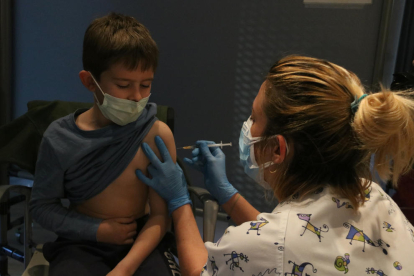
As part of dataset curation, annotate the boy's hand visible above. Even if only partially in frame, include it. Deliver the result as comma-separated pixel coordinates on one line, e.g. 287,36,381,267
96,217,137,245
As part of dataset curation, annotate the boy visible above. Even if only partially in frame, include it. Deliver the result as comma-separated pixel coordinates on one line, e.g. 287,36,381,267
30,13,178,275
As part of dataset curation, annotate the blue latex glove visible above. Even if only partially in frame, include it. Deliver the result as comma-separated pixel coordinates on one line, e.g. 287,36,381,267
184,140,238,205
136,136,192,214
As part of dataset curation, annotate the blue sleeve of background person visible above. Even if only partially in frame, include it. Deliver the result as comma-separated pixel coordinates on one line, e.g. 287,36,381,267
29,138,102,241
369,154,389,190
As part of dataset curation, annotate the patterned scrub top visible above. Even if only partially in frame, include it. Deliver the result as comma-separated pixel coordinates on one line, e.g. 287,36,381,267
201,182,414,276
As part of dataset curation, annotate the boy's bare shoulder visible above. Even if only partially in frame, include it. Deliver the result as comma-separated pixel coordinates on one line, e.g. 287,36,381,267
143,120,176,161
146,120,174,142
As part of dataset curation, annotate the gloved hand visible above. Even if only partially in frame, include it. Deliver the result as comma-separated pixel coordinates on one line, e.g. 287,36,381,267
184,140,238,205
136,136,191,214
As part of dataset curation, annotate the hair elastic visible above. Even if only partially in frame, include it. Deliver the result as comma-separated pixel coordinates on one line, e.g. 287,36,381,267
351,94,368,114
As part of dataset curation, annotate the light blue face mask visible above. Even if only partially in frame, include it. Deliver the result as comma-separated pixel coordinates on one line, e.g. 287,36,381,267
90,73,150,126
239,116,288,190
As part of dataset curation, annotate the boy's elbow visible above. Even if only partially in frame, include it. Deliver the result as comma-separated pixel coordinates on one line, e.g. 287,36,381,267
29,198,56,223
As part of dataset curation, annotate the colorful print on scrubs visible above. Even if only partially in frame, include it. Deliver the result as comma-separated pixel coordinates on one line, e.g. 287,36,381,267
201,182,414,275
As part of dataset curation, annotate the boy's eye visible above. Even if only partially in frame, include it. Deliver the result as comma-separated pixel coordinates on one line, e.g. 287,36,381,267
117,84,129,89
141,84,151,88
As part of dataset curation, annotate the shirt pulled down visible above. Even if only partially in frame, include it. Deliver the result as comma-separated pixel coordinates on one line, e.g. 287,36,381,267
29,103,157,241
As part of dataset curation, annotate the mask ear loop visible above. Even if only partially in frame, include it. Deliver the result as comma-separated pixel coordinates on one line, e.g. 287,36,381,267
269,135,289,174
89,72,105,105
255,139,276,173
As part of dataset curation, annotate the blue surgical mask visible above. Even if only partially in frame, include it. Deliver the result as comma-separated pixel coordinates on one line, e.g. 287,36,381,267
239,116,288,190
90,73,150,126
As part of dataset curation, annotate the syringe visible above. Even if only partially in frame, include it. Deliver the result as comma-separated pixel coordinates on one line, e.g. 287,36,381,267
177,141,232,150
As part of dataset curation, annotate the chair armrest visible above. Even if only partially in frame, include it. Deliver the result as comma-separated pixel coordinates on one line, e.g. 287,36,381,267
0,185,32,200
0,185,32,268
187,186,219,243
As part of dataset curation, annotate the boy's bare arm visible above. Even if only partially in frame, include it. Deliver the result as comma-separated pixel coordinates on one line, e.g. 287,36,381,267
110,188,170,275
108,121,175,275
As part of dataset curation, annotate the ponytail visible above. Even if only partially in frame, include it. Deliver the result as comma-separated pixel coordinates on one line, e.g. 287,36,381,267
352,88,414,186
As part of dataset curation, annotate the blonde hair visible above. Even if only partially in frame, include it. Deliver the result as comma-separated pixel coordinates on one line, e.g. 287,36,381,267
353,89,414,185
257,55,414,210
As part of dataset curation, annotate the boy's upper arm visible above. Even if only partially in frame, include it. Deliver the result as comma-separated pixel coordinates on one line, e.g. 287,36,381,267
145,120,176,215
145,120,176,164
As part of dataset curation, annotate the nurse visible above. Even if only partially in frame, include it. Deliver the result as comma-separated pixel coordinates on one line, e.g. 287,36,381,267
136,55,414,276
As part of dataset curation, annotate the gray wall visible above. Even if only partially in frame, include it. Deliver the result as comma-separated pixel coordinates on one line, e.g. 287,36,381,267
14,0,385,212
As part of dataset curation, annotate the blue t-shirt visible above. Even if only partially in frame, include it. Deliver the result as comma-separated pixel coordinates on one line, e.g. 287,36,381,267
30,103,157,241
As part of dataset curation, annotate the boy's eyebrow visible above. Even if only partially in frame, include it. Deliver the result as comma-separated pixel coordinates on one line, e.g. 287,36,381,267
112,77,154,81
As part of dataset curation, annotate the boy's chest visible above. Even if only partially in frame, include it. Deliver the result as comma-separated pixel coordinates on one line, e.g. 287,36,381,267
74,147,150,219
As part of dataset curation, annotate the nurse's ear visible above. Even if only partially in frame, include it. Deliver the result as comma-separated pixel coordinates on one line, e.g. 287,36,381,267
79,70,97,92
271,135,288,164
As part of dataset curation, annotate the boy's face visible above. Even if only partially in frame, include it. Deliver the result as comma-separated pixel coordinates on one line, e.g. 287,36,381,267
94,62,154,104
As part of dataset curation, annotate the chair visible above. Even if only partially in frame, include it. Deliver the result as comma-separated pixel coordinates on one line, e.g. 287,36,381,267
0,100,219,276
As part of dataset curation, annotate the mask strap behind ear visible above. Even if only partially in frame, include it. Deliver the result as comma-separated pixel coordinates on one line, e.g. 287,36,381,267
89,72,105,97
269,136,287,174
281,135,289,156
270,135,289,156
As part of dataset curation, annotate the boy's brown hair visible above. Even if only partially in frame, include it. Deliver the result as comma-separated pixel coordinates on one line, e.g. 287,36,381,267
82,12,158,80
